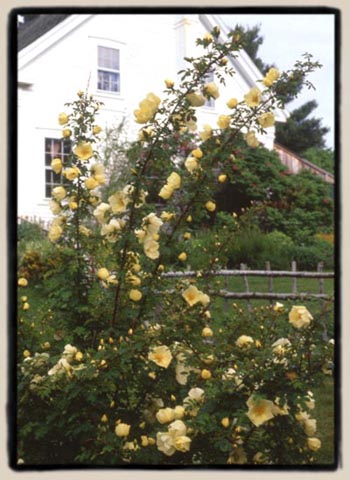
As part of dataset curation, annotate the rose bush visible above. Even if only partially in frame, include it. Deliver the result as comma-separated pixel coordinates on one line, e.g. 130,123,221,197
17,26,333,466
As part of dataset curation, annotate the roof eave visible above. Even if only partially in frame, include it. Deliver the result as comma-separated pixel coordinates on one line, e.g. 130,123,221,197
18,14,93,71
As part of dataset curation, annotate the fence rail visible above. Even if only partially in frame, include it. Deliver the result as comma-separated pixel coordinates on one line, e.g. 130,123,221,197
161,261,334,303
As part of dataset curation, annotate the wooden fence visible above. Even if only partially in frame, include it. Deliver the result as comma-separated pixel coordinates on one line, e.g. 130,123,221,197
162,261,334,305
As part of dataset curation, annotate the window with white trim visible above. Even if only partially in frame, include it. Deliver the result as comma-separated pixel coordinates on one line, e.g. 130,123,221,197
44,138,71,198
97,46,120,93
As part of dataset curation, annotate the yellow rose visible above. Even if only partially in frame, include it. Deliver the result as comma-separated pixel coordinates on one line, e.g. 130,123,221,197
68,199,78,210
273,302,284,311
203,32,213,42
188,150,202,162
75,351,83,361
52,186,67,201
226,98,238,109
134,92,161,124
244,131,259,148
115,422,131,437
199,124,212,141
18,278,28,287
307,437,321,451
159,184,174,200
48,224,63,242
156,408,176,424
97,268,110,281
93,125,102,135
202,327,213,337
108,191,129,214
58,112,69,125
23,350,31,358
74,142,94,161
201,369,212,380
63,166,81,181
182,285,210,307
205,201,216,212
183,232,191,240
156,432,176,456
22,302,30,311
161,211,175,222
204,81,220,99
186,92,206,107
129,289,143,302
184,156,199,173
62,128,72,138
101,414,108,423
174,435,191,453
93,202,110,223
148,345,173,368
304,418,317,436
167,172,181,190
263,67,280,87
236,335,254,348
218,174,227,183
217,115,231,129
141,435,149,447
126,274,141,287
272,338,291,356
221,417,230,428
244,87,262,107
258,112,275,128
85,177,99,190
51,158,63,174
289,306,313,329
174,405,185,419
144,238,160,260
49,200,61,215
246,395,275,427
164,78,174,88
178,252,187,262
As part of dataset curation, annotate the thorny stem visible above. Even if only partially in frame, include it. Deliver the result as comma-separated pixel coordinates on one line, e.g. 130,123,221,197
111,46,230,326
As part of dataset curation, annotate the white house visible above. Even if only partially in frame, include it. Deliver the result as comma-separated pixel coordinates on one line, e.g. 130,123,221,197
17,13,289,222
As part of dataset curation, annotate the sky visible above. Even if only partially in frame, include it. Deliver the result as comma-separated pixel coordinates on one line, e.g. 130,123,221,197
221,14,336,149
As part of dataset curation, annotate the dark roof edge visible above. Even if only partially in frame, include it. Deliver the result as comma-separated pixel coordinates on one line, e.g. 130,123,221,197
17,14,70,51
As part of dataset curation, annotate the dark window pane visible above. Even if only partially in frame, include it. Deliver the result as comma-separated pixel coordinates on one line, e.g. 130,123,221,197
45,153,52,166
63,140,72,154
53,172,61,182
98,70,120,92
46,170,52,182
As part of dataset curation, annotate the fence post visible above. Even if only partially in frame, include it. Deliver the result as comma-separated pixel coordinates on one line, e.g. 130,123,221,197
317,261,325,297
240,263,252,312
291,261,297,296
224,275,229,313
266,261,274,306
318,261,328,340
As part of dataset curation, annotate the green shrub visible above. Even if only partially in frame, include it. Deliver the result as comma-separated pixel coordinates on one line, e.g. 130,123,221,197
18,219,47,243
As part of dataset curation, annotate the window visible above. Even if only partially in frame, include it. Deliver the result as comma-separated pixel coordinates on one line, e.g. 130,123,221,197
44,138,71,198
97,46,120,93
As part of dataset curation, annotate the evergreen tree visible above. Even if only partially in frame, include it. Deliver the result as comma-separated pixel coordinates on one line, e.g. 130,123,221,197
275,100,329,154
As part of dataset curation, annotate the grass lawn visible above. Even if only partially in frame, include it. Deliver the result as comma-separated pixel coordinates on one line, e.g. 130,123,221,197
313,377,336,465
